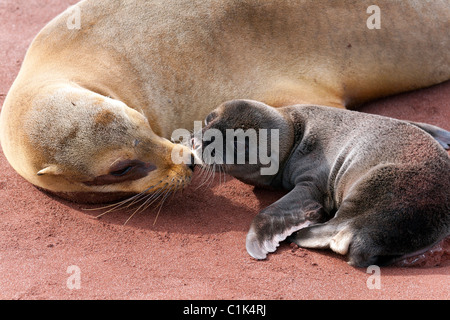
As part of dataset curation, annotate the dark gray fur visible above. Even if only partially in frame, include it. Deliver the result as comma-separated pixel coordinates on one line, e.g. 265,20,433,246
200,100,450,267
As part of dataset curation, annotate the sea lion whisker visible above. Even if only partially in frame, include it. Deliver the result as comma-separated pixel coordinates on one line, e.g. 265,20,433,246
94,194,148,218
205,164,216,186
196,163,209,180
169,182,181,200
126,177,186,222
122,183,169,225
89,181,165,219
201,167,213,186
123,202,146,226
206,164,216,189
124,181,165,208
152,201,165,226
195,165,214,190
194,165,208,189
137,187,165,208
144,183,169,203
84,183,160,213
204,147,225,187
151,188,170,212
128,183,172,226
123,193,149,208
138,190,165,215
152,178,180,211
152,187,173,226
83,193,141,212
218,164,227,185
91,194,146,218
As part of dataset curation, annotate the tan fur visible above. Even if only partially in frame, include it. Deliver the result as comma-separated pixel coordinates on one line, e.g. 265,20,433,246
0,0,449,200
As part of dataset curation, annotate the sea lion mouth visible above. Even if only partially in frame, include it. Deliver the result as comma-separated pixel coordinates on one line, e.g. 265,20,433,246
83,160,157,186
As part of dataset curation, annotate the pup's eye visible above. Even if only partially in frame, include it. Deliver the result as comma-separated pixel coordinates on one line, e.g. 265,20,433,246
205,111,217,125
110,166,133,176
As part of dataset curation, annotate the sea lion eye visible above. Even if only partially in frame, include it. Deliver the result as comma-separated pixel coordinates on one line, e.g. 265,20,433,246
83,159,156,186
110,165,133,176
205,111,217,125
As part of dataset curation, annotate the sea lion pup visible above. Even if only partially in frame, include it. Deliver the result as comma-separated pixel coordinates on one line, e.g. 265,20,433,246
1,0,449,203
194,100,450,267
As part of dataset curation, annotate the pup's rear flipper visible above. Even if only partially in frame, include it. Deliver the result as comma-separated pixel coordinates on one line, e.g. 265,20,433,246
290,219,406,267
394,236,450,267
408,121,450,150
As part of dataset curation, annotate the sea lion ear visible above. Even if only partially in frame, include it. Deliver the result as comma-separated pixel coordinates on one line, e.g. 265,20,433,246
37,165,62,176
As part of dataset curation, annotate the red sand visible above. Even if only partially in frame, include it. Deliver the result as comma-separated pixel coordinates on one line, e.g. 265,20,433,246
0,0,449,300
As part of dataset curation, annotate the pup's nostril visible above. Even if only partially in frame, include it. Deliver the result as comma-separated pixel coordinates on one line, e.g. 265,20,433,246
191,138,201,150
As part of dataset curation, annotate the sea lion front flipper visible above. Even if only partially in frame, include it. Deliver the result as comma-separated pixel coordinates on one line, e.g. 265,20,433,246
245,185,327,260
406,121,450,150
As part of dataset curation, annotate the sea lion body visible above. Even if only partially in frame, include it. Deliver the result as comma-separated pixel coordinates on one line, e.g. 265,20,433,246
0,0,449,202
197,100,450,267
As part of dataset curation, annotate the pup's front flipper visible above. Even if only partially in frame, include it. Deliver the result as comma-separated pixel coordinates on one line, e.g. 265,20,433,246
246,185,327,260
407,121,450,150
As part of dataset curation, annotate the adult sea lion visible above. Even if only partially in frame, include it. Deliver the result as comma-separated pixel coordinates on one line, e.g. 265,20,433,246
0,0,449,203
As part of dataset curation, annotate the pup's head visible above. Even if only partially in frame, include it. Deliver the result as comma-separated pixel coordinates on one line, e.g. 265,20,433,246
193,99,293,187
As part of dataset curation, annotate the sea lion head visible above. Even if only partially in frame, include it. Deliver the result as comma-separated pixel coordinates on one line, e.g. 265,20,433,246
4,84,194,203
193,99,294,187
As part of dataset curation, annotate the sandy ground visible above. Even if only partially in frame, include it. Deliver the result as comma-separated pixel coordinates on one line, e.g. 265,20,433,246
0,0,449,300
